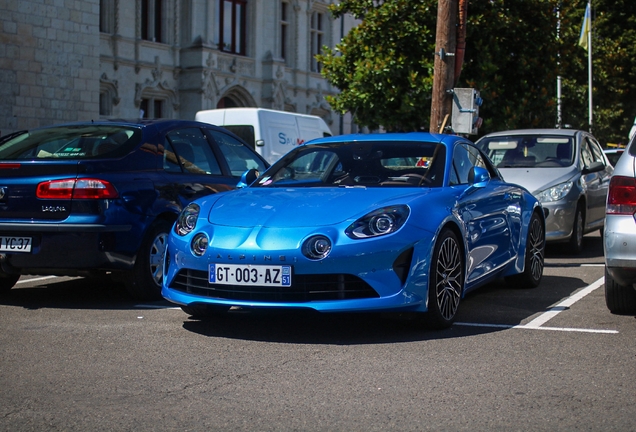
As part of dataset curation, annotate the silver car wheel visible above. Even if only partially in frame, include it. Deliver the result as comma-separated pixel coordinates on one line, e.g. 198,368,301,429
149,231,168,287
435,235,462,321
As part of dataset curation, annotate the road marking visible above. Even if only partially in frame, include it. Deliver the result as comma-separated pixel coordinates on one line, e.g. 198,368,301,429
17,275,59,284
456,277,618,334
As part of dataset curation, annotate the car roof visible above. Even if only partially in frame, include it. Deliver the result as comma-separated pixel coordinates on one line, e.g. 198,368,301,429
23,119,224,132
306,132,465,145
479,128,582,138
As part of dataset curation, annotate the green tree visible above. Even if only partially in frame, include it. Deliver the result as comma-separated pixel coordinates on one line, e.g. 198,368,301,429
319,0,636,145
317,0,437,131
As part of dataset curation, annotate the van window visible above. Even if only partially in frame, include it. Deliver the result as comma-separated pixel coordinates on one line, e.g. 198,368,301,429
221,125,255,149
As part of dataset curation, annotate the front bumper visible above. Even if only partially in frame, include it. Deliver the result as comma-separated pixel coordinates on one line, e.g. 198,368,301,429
541,198,577,242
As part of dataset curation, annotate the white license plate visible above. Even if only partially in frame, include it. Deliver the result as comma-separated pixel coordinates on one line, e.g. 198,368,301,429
0,236,32,253
209,264,291,287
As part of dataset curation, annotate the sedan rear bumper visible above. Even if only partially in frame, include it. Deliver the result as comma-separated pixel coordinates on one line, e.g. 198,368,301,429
604,214,636,286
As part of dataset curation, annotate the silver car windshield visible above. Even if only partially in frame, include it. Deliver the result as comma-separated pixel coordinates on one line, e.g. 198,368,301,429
479,135,574,168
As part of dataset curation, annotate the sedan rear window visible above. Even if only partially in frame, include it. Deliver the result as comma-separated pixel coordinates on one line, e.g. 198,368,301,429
0,125,141,160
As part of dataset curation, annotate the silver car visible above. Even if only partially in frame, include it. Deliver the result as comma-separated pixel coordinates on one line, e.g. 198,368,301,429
604,135,636,314
477,129,613,254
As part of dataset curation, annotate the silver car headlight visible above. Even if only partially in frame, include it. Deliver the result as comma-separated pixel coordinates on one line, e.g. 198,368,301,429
535,181,573,203
346,205,410,239
175,203,200,236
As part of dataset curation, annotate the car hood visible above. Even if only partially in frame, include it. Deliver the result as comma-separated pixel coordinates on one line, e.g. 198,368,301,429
498,168,577,194
207,187,433,228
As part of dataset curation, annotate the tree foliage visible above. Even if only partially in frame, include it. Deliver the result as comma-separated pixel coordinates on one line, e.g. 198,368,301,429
319,0,636,145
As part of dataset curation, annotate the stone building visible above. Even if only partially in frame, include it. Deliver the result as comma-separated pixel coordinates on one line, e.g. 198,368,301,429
0,0,358,137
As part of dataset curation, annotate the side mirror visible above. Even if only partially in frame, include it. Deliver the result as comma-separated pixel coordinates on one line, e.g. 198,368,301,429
468,166,491,187
237,168,259,188
582,161,604,174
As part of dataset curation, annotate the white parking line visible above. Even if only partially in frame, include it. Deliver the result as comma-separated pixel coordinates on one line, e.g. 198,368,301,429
17,275,59,284
456,276,619,334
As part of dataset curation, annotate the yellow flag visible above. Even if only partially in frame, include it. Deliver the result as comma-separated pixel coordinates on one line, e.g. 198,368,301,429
579,3,591,50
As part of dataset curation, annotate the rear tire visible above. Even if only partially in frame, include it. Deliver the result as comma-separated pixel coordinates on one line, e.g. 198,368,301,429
568,205,584,254
125,219,172,300
0,272,20,293
506,211,545,288
605,267,636,314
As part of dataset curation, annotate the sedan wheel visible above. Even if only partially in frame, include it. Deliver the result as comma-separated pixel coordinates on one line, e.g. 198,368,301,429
605,267,636,314
569,205,584,254
125,219,172,300
426,229,464,329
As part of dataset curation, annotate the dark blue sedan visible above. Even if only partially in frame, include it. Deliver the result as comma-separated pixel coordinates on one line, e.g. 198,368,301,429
0,119,268,299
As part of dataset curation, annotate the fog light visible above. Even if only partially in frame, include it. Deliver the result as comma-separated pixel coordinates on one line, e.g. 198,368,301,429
302,235,332,260
191,233,209,256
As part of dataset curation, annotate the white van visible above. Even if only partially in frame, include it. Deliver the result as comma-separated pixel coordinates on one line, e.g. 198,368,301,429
195,108,332,164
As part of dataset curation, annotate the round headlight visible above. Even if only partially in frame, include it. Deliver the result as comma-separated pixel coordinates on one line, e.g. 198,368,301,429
369,214,395,235
302,235,332,260
191,233,209,256
176,203,200,236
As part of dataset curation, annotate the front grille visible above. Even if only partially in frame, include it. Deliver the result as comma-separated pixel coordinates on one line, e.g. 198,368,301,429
170,269,380,302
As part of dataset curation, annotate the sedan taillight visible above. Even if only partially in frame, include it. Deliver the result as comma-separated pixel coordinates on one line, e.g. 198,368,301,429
36,179,119,199
606,176,636,215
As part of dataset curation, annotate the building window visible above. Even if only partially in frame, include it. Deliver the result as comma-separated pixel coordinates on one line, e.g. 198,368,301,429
100,0,115,33
310,11,324,72
280,2,288,60
140,98,165,119
141,0,163,42
217,0,247,55
99,92,112,116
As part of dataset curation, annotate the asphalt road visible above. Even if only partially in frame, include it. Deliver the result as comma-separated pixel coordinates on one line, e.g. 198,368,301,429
1,232,634,431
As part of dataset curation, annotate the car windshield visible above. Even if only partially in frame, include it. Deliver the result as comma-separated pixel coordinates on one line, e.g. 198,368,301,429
478,135,574,168
252,141,445,188
0,125,142,160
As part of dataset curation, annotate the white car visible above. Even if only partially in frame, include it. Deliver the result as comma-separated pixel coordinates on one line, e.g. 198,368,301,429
604,136,636,314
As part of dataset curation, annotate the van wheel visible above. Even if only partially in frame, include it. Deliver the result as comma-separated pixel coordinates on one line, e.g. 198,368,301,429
125,219,172,300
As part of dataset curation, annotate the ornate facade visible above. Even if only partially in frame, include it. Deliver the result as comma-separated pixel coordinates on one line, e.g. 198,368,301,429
0,0,357,136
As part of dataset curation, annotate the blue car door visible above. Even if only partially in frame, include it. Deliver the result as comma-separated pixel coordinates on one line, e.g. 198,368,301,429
451,143,519,285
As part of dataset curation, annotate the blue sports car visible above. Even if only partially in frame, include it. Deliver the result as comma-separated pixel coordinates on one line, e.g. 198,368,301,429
162,133,546,328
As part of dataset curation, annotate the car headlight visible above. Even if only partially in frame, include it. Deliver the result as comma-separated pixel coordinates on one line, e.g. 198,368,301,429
175,203,200,236
536,181,574,203
346,205,410,239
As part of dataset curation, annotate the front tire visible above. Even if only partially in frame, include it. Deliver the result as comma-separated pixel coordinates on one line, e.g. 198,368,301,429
125,219,172,300
605,267,636,314
506,211,545,288
569,204,584,254
426,229,464,329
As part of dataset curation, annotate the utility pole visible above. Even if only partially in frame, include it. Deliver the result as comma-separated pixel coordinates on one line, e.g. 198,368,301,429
430,0,458,133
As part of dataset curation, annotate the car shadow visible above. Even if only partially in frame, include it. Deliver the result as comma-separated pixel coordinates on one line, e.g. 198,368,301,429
0,276,171,310
180,274,591,345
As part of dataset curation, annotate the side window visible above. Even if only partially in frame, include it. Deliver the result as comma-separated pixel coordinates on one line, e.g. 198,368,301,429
166,128,222,175
163,139,182,173
450,143,485,185
209,130,268,176
587,138,606,165
580,139,595,167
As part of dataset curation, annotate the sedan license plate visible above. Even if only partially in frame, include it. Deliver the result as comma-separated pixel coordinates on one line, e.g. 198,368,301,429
209,264,291,287
0,236,32,253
